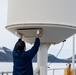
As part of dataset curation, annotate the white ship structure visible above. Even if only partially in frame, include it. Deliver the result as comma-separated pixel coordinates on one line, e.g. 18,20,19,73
5,0,76,75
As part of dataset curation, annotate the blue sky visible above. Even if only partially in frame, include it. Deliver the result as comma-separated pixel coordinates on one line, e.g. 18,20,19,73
0,0,76,59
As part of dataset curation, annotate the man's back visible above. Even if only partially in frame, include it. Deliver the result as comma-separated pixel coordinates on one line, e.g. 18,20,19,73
13,38,40,75
13,50,33,75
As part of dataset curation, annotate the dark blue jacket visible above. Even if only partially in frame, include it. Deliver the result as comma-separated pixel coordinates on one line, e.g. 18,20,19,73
13,38,40,75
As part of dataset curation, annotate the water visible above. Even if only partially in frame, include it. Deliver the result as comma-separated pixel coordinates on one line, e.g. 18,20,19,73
0,62,73,75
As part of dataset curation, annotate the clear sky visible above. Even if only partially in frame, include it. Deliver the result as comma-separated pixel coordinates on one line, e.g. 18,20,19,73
0,0,18,49
0,0,76,59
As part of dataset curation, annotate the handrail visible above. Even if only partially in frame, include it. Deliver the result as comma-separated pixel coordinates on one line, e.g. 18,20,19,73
48,68,64,70
0,68,65,75
47,68,65,75
0,72,12,75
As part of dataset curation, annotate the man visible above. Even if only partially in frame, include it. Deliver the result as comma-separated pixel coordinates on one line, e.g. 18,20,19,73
13,32,40,75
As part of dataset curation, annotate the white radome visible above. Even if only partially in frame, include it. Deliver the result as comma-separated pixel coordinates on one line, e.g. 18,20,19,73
6,0,76,44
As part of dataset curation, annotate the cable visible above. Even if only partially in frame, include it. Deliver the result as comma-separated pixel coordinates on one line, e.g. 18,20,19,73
47,42,65,68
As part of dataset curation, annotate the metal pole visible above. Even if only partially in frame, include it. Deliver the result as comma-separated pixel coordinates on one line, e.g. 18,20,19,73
37,44,50,75
53,69,55,75
40,66,45,75
72,35,75,75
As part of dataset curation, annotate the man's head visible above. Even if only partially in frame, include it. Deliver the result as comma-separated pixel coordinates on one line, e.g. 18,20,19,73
16,41,26,50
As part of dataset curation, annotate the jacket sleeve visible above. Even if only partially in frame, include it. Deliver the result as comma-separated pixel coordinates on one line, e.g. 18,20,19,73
13,39,22,51
27,38,40,59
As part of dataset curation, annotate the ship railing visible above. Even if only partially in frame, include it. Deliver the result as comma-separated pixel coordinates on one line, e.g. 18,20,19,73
47,68,64,75
0,72,12,75
0,68,65,75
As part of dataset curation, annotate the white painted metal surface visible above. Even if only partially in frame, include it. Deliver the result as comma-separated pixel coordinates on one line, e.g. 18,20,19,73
7,0,76,26
6,24,76,44
37,44,50,75
6,0,76,44
72,35,75,75
40,66,46,75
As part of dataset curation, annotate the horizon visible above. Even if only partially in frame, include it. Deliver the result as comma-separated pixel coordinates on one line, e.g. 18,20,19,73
0,46,76,64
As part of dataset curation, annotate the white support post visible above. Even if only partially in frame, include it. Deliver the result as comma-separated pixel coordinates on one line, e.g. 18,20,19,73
72,35,75,75
40,66,45,75
72,35,75,69
37,44,50,75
